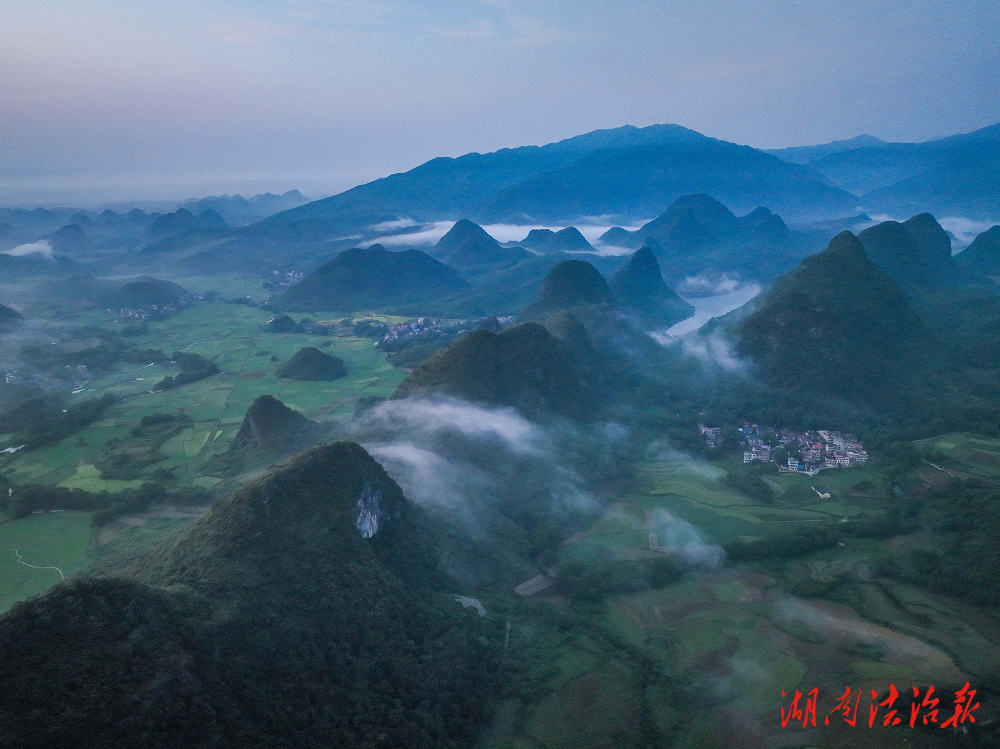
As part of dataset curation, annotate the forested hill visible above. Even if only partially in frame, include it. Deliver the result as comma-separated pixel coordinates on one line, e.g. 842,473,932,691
0,442,500,748
735,231,925,402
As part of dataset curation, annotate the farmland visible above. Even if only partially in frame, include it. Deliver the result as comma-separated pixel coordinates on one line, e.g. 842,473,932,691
0,297,412,609
495,438,1000,748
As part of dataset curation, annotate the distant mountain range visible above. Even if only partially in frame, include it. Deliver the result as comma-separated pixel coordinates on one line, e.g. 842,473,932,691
766,135,888,164
178,190,310,226
267,124,857,234
768,123,1000,219
1,121,996,283
600,194,824,282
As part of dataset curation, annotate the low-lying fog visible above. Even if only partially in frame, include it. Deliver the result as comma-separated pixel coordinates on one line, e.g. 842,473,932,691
364,219,648,254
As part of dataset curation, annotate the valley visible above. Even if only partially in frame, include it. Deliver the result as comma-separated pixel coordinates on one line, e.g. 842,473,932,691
2,122,999,748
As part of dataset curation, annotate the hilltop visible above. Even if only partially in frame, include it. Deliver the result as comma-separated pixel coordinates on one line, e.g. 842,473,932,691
956,225,1000,275
735,231,924,401
179,190,311,226
393,323,595,419
147,207,227,238
609,247,694,329
207,394,326,474
277,244,468,312
599,194,820,283
519,226,594,253
276,346,347,380
433,219,531,274
0,442,498,747
520,259,615,320
858,213,958,287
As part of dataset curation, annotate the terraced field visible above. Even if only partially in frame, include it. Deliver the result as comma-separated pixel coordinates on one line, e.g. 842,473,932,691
500,439,1000,748
913,431,1000,481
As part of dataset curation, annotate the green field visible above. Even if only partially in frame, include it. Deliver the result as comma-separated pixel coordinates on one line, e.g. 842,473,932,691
497,438,1000,748
0,298,415,611
913,431,1000,480
0,512,94,612
2,301,408,490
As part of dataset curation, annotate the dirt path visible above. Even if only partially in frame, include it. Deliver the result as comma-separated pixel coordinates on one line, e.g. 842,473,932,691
11,549,64,580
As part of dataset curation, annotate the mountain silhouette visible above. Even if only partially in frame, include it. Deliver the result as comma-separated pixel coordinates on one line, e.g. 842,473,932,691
519,226,594,253
278,244,468,312
609,247,694,329
956,225,1000,275
276,347,347,380
434,219,531,273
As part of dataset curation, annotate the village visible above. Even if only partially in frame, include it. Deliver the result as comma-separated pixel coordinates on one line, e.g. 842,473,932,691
698,423,869,474
380,316,515,343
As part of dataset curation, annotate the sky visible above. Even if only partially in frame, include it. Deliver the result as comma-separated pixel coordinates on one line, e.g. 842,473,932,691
1,0,998,206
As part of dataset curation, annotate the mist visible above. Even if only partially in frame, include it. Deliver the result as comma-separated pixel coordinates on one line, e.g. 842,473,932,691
3,241,54,259
344,396,610,523
650,507,725,567
941,216,999,251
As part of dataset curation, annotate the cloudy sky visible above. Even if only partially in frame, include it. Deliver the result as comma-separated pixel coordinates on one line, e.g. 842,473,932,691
2,0,997,205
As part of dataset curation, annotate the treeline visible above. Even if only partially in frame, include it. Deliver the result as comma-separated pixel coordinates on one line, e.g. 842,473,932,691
559,557,684,603
154,352,219,390
724,514,916,563
0,393,117,450
3,481,211,525
18,326,168,376
893,479,1000,605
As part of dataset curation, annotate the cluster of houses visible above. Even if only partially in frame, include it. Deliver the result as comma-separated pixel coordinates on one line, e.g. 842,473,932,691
697,423,869,473
382,318,444,342
740,424,868,472
110,302,186,322
268,270,305,287
381,316,515,343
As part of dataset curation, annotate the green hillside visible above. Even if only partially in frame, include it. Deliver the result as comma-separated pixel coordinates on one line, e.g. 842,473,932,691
736,231,924,401
393,323,595,419
0,442,499,748
276,346,348,380
277,244,468,312
521,259,615,320
609,247,694,329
